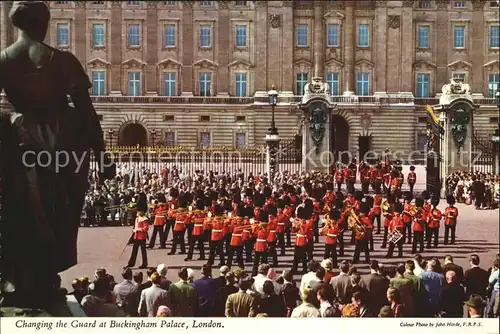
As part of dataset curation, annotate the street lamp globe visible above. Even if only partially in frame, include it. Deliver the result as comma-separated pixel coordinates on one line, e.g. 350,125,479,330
268,85,278,106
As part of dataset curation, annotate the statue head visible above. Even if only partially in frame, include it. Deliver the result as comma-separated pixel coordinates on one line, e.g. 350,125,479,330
10,1,50,42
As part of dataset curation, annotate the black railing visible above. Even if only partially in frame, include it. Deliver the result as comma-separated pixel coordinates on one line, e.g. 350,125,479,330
471,131,495,173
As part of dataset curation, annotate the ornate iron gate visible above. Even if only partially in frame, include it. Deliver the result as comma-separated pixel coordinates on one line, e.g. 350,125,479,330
471,131,495,173
426,150,442,197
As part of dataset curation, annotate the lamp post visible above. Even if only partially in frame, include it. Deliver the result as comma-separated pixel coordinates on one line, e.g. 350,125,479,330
150,129,157,148
492,91,500,174
266,85,280,184
107,129,115,147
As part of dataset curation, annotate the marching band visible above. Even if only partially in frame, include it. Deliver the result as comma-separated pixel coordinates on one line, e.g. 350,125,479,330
118,160,459,275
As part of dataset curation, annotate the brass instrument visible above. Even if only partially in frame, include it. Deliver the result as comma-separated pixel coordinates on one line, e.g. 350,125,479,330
322,202,331,215
408,206,417,216
104,204,125,211
381,200,391,214
345,208,366,238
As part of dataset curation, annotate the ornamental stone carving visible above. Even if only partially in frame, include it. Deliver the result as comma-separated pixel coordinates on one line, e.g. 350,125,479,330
269,14,281,29
282,1,294,7
304,77,330,95
219,1,228,9
255,1,267,7
402,0,414,7
388,15,400,29
147,1,158,8
436,0,449,9
472,0,487,10
361,114,372,132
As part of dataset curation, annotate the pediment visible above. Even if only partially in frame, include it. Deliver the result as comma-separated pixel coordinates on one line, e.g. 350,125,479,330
413,60,437,70
193,58,219,68
483,60,499,71
323,11,345,20
325,58,344,71
228,59,254,69
87,57,111,68
293,59,313,67
355,59,374,71
447,60,472,70
157,58,182,69
122,58,147,69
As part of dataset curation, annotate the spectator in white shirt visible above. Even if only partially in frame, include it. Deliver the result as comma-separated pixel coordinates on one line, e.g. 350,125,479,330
300,261,321,293
291,288,320,318
252,264,271,297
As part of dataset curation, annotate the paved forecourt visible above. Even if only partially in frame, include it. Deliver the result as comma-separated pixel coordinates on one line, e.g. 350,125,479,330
61,200,499,289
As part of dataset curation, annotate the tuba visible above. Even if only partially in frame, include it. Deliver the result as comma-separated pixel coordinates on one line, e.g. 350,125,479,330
381,200,391,215
345,208,366,238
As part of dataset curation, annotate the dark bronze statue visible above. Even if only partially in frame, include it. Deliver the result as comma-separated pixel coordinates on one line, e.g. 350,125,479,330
0,1,114,314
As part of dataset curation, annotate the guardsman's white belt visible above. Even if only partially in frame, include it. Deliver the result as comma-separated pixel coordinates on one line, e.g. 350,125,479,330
256,239,267,242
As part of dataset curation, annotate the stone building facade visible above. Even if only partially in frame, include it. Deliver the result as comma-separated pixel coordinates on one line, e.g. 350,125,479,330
0,0,498,161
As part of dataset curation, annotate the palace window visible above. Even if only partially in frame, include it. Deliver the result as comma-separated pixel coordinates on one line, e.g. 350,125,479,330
163,1,177,4
235,25,247,47
164,24,176,47
235,133,246,149
200,132,211,147
356,72,370,96
92,24,105,47
357,24,369,47
417,26,430,48
235,73,247,97
199,72,212,96
200,25,212,47
235,1,247,6
128,72,141,96
489,25,500,48
164,72,176,96
491,1,500,7
127,24,141,47
296,72,308,95
417,0,431,8
417,133,427,151
453,73,466,80
296,24,308,47
92,71,106,96
326,72,339,96
453,26,465,49
327,24,339,47
128,1,140,5
416,73,430,98
488,73,499,98
164,132,176,147
200,1,212,6
454,1,466,7
56,23,69,47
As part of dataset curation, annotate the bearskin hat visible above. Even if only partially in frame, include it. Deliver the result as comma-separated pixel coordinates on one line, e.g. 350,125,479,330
232,194,242,205
169,187,179,198
267,205,278,217
245,206,254,217
334,198,344,209
195,198,205,210
446,195,456,205
365,196,374,207
303,198,313,209
391,170,399,178
386,193,396,204
335,191,345,202
214,205,224,216
136,193,148,212
262,186,272,199
253,192,265,207
258,210,269,223
282,196,291,207
403,191,413,202
236,204,246,217
409,165,415,171
222,199,232,212
203,196,212,208
275,198,285,209
245,188,254,198
431,196,440,207
421,190,430,201
326,182,334,191
329,209,341,220
184,191,193,204
359,202,370,215
177,193,187,208
296,206,306,219
354,190,364,202
415,197,424,208
394,202,404,214
156,192,167,203
195,189,204,200
210,190,219,201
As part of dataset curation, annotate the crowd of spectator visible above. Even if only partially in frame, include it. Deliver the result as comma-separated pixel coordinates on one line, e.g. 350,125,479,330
445,171,499,209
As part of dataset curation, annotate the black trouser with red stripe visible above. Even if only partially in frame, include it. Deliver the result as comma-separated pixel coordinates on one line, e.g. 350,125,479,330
277,232,286,255
353,239,370,264
252,251,268,276
149,225,165,248
291,246,307,275
227,245,244,268
186,235,205,260
267,241,278,267
412,231,424,253
444,224,456,244
323,243,337,267
170,230,186,254
403,223,412,244
207,239,225,266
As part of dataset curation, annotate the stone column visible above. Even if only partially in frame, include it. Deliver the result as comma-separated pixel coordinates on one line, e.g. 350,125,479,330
145,2,158,95
0,1,12,51
435,1,449,90
343,3,354,94
281,2,294,92
181,1,194,94
313,1,324,78
373,1,387,92
471,2,485,94
217,3,230,94
110,2,123,93
254,2,267,91
74,2,87,63
400,3,413,92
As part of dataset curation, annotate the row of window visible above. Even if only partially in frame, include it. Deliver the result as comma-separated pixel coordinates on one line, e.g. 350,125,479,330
92,70,500,98
56,1,248,7
55,21,500,51
416,0,500,8
417,25,499,49
154,131,247,148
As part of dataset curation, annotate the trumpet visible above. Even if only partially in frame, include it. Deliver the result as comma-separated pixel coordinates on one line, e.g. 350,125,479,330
381,200,391,214
345,208,366,238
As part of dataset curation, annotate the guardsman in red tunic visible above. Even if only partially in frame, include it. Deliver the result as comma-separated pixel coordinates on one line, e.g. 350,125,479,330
266,205,279,267
335,163,344,192
148,197,167,249
222,199,233,256
252,210,270,276
321,209,341,267
402,192,414,244
164,188,179,242
207,205,226,267
275,199,287,256
359,161,370,194
372,194,383,234
365,196,376,251
374,163,384,194
332,196,346,256
227,205,246,268
290,207,309,275
126,200,149,269
345,161,357,194
352,202,373,264
385,202,404,258
322,182,335,207
383,169,392,195
397,168,404,191
427,196,442,249
169,193,189,255
185,199,207,261
283,199,294,247
407,166,417,195
444,195,459,245
412,197,426,253
381,194,396,249
390,170,399,195
421,190,432,241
